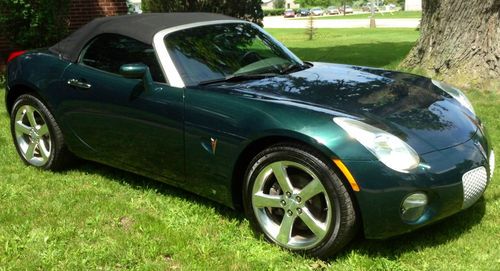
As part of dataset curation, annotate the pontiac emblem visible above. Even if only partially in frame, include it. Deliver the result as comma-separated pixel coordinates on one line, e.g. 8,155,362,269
210,138,218,154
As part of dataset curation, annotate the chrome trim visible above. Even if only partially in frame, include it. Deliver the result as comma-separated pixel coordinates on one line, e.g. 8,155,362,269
152,19,303,88
462,166,488,209
67,79,92,89
14,105,52,167
251,161,332,250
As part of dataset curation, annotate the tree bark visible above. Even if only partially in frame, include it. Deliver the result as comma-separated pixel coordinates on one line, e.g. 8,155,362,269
401,0,500,91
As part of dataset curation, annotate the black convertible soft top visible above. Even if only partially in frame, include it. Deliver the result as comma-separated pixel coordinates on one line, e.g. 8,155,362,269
49,13,235,62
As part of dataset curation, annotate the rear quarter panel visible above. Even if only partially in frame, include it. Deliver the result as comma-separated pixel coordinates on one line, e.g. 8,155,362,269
6,51,70,112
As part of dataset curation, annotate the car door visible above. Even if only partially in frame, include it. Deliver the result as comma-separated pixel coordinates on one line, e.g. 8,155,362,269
59,34,185,183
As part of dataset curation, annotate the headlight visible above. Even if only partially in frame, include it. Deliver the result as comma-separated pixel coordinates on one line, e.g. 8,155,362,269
432,79,475,115
334,117,420,173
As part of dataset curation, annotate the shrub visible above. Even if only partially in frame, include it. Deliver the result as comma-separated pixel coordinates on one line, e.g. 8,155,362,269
263,8,286,16
142,0,264,25
0,0,70,49
273,0,285,9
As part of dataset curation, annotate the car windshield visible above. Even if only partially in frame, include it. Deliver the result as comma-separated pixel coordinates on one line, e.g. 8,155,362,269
164,23,303,86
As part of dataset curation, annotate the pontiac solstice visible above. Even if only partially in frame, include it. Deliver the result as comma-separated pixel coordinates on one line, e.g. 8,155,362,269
4,13,495,257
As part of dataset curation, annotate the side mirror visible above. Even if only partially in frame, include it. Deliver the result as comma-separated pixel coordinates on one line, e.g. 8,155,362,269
120,63,148,79
119,63,154,92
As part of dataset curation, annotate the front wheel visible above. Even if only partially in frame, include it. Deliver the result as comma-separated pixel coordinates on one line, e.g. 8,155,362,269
243,143,358,258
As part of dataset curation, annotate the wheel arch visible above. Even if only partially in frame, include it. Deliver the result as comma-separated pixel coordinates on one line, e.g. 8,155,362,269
230,132,362,218
6,83,44,114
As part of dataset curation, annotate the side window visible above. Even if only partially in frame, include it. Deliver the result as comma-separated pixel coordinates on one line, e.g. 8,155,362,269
80,34,166,83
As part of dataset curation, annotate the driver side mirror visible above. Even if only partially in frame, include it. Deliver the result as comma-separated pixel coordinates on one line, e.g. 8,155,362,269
119,63,154,92
120,63,148,79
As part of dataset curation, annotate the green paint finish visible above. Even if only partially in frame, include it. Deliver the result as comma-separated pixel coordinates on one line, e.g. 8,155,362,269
4,32,492,240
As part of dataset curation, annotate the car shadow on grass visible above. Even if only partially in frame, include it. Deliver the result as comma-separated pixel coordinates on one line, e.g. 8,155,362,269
73,159,487,260
287,42,417,69
336,198,486,260
72,160,245,221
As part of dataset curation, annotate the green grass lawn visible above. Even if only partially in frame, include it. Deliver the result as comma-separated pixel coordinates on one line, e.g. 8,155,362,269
1,28,499,270
293,11,422,20
267,28,420,69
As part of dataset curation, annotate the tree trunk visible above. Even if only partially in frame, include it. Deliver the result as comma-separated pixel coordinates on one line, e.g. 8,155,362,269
401,0,500,91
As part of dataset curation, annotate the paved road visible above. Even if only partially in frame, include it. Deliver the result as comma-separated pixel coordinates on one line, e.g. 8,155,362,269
263,16,420,28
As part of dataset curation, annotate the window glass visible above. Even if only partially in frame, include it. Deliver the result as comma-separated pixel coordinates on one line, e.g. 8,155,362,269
164,23,302,86
81,34,165,82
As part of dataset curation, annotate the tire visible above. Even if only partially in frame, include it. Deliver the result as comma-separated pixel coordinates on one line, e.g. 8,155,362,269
243,143,358,258
10,94,73,170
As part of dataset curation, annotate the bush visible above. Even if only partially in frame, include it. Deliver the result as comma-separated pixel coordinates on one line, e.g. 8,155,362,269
142,0,264,25
352,0,365,9
263,8,286,16
273,0,285,9
0,0,70,49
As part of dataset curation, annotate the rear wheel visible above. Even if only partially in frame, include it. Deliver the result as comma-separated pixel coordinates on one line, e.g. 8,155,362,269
243,143,358,258
10,94,72,170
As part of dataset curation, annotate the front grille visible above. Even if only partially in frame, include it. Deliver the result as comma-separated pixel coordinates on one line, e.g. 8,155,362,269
462,166,488,209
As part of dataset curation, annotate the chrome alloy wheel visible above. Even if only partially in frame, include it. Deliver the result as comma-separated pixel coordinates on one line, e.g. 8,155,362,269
251,161,332,250
14,105,52,166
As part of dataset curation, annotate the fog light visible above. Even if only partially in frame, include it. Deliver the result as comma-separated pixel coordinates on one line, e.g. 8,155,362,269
490,150,495,178
401,193,428,222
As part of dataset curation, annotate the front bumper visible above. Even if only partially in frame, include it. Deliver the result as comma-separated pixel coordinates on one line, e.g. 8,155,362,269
346,132,494,239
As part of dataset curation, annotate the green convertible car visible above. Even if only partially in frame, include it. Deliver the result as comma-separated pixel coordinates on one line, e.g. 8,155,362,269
4,13,495,257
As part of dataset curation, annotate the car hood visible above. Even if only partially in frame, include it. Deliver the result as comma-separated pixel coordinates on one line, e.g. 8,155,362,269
213,62,479,154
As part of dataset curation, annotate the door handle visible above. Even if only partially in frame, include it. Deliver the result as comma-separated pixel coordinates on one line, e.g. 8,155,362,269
67,79,92,89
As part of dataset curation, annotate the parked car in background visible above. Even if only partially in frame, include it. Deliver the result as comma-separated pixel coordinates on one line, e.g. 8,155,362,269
339,5,354,14
297,8,310,17
326,6,340,15
362,3,380,12
310,7,324,16
284,9,295,18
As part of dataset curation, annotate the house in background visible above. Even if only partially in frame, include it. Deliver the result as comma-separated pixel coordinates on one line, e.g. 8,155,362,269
0,0,128,71
405,0,422,11
285,0,300,9
66,0,128,31
261,0,274,10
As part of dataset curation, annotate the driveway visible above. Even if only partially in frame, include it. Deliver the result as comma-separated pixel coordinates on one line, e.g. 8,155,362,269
263,16,420,28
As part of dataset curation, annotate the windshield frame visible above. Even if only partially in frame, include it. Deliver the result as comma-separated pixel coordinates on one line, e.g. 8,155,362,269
152,20,303,88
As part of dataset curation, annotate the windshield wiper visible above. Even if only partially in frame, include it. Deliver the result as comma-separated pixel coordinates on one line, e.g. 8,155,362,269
198,73,277,86
279,63,310,74
279,62,312,74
